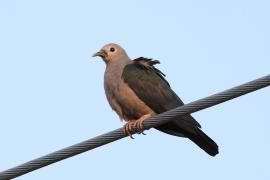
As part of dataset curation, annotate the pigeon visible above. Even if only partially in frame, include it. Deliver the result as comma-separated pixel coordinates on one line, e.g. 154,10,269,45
92,43,218,156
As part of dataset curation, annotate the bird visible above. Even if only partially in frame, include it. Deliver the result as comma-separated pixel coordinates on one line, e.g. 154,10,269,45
92,43,218,156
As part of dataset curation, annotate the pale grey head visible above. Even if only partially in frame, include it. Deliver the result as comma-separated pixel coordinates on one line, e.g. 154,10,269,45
92,43,129,63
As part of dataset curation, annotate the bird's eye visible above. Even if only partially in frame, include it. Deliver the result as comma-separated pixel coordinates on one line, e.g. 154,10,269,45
110,47,115,52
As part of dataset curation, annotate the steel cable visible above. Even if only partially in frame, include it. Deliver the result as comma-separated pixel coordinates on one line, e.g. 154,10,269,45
0,74,269,180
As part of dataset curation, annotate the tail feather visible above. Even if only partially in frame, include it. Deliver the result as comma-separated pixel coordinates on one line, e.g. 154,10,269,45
185,127,219,156
156,119,219,156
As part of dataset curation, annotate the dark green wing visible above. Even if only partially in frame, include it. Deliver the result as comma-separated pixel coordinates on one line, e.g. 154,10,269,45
122,57,200,128
122,57,182,113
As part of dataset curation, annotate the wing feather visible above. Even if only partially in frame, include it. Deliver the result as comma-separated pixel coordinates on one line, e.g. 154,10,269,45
122,57,201,128
122,57,180,113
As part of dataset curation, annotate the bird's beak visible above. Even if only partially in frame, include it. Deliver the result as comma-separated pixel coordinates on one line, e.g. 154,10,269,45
92,49,107,58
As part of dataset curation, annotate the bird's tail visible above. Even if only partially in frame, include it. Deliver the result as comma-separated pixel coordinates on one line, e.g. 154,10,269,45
156,118,218,156
184,127,218,156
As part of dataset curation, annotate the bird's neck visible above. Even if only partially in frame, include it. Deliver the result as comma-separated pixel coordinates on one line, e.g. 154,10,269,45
105,58,131,81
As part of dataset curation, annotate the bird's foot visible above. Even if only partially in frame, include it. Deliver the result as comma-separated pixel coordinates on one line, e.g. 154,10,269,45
123,114,152,139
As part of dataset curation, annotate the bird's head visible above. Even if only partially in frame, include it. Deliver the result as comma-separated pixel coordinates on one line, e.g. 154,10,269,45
92,43,128,63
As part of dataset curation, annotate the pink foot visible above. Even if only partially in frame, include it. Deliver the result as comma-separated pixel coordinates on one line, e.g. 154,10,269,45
123,114,152,138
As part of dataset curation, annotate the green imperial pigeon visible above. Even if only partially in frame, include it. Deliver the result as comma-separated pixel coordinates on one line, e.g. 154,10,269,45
93,43,218,156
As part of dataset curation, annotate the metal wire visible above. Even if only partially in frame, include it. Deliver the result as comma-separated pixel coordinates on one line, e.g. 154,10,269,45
0,74,269,180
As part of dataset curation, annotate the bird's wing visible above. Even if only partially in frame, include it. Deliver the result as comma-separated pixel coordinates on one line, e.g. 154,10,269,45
122,57,180,113
122,57,201,127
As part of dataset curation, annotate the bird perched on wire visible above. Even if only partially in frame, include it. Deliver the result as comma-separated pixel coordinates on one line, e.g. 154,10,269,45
92,43,218,156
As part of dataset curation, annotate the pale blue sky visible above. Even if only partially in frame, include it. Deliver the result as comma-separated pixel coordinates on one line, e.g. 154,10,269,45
0,0,269,179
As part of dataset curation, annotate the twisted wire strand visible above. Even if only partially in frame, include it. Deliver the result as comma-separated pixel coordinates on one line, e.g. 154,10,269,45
0,74,269,180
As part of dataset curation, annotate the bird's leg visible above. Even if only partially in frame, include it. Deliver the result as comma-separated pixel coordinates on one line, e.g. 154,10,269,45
123,114,152,138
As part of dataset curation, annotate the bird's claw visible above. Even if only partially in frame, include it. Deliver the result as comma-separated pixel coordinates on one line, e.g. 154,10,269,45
123,114,151,138
124,121,135,139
